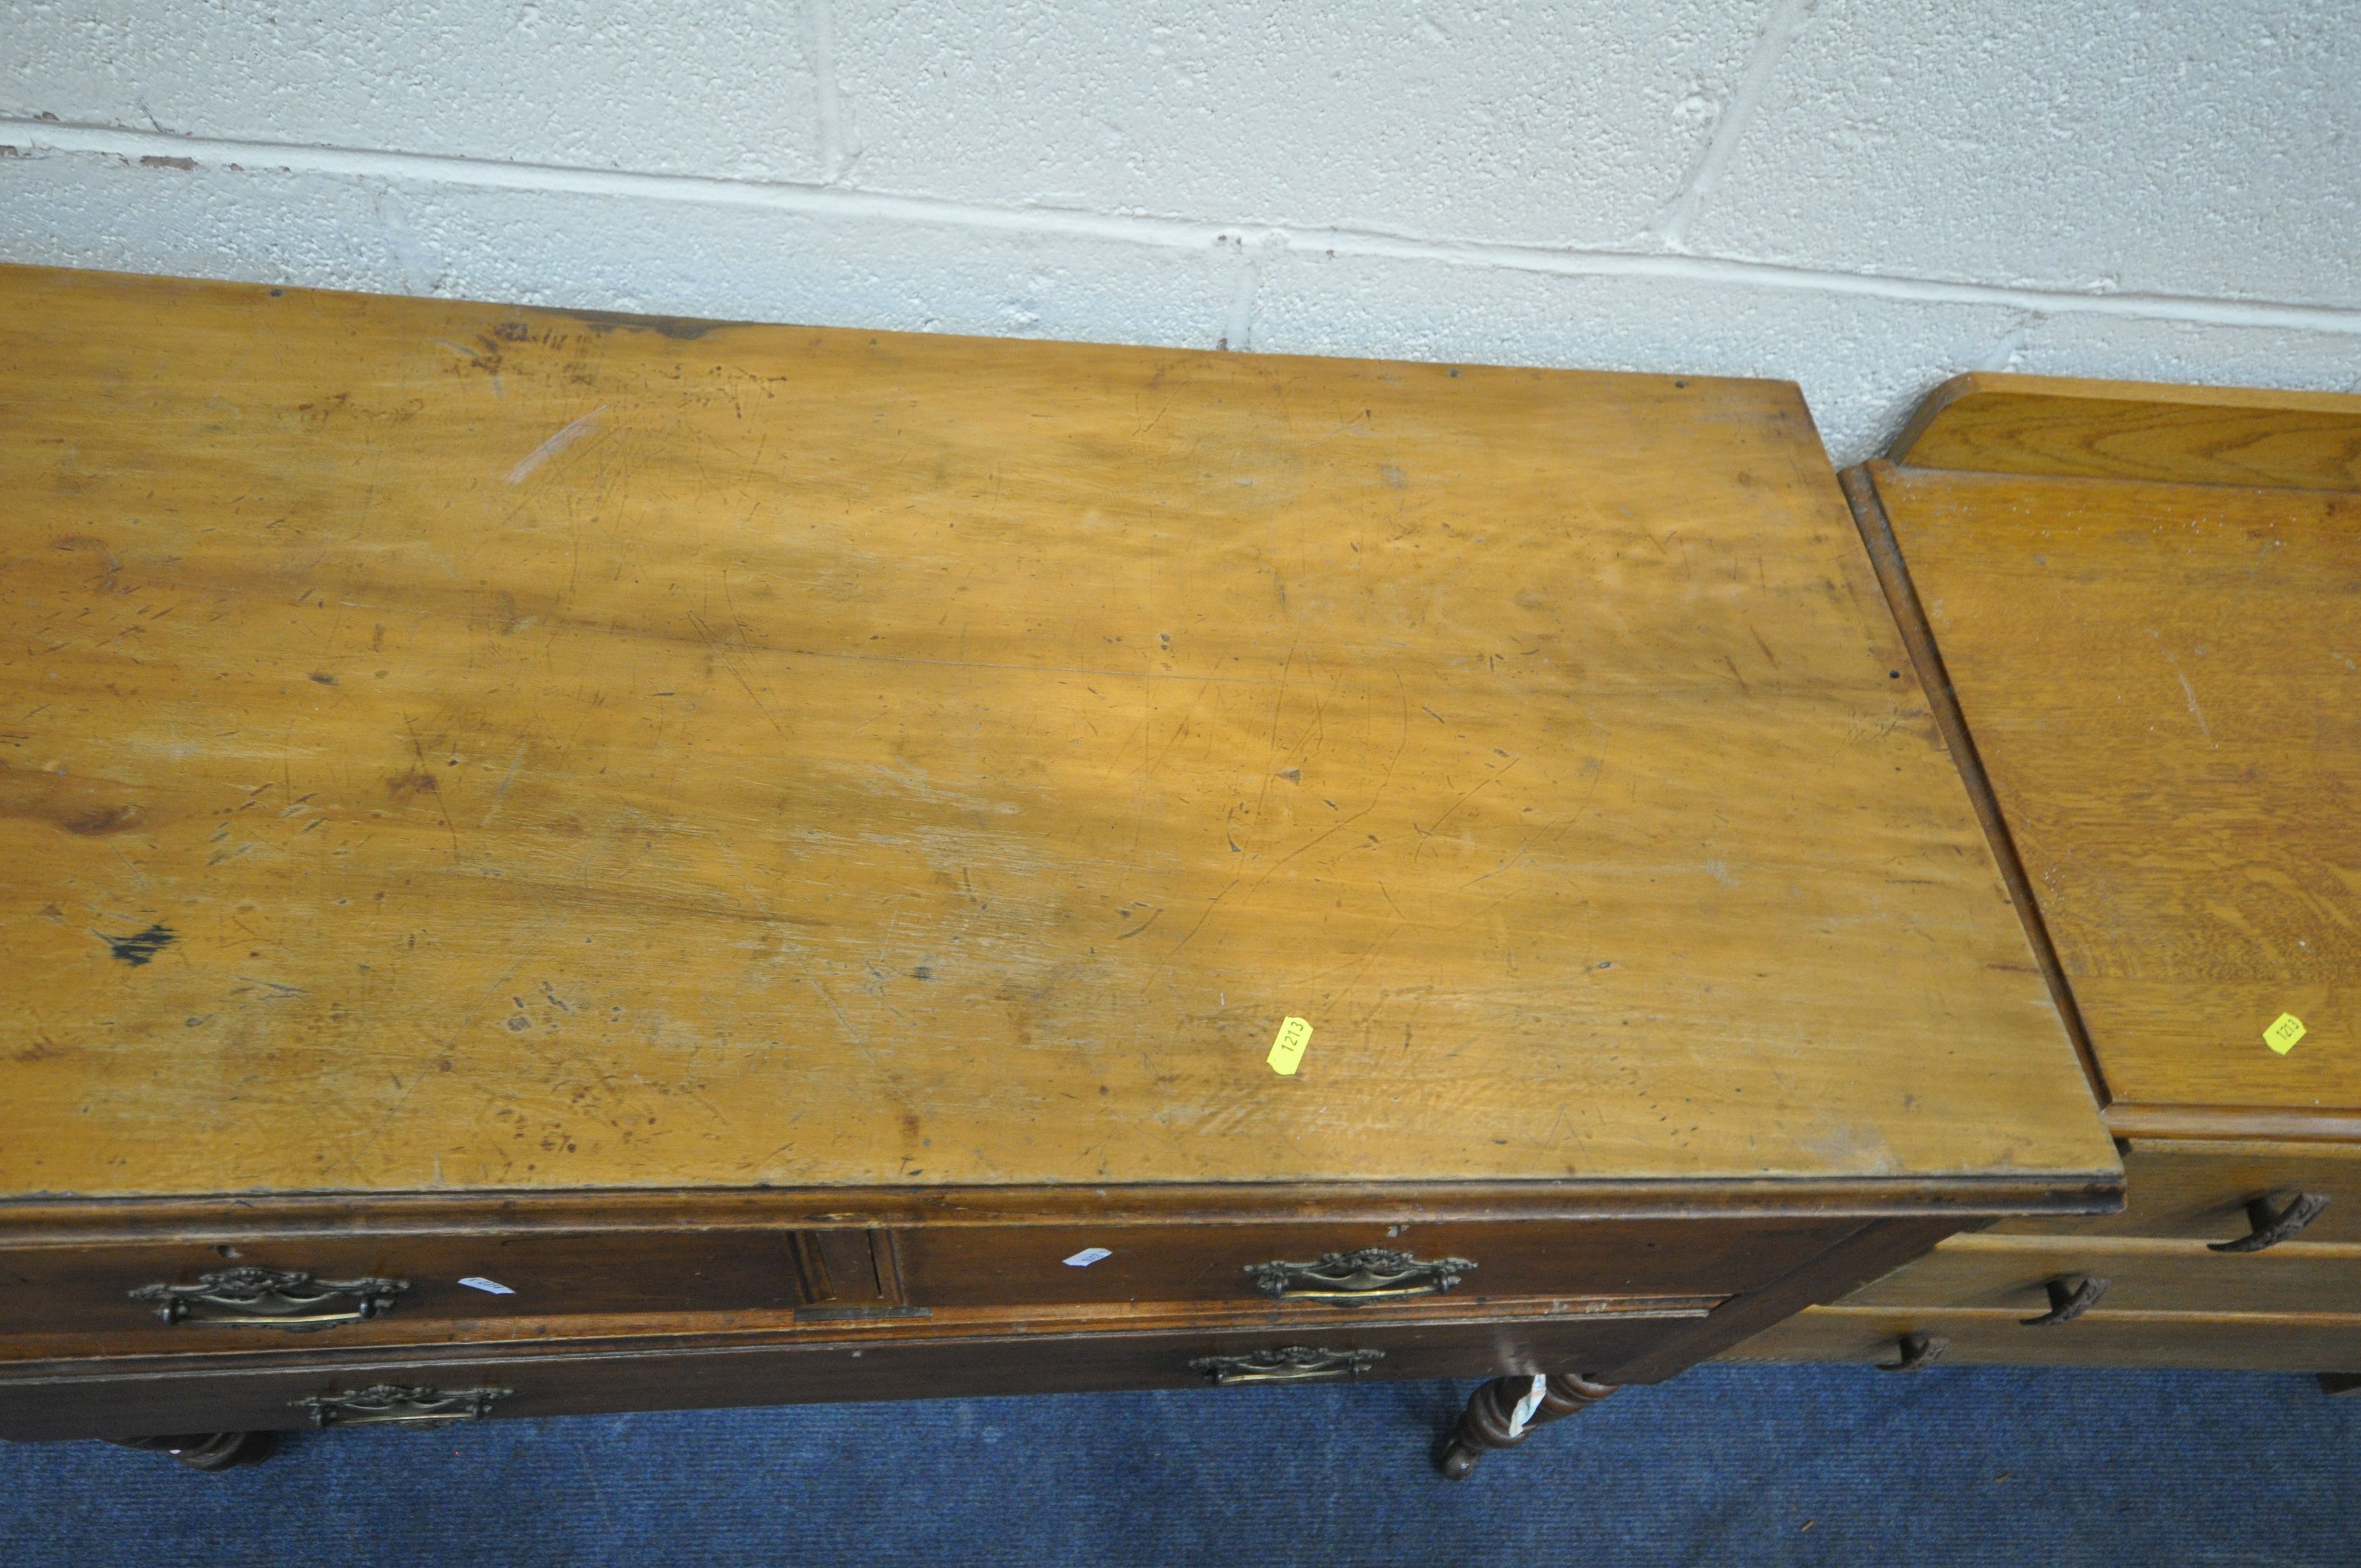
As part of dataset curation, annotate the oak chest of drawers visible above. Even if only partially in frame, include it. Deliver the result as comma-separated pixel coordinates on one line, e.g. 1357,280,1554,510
1733,375,2361,1378
0,268,2117,1470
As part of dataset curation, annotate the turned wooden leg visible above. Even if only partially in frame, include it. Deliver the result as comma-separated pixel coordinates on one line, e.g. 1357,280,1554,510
1434,1373,1616,1480
104,1431,279,1472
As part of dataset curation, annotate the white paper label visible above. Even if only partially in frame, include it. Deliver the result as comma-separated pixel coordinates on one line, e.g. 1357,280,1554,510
458,1276,515,1295
1506,1374,1548,1439
1062,1247,1113,1268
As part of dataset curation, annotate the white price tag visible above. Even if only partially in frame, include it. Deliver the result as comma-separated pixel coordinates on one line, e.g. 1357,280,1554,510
1506,1375,1548,1439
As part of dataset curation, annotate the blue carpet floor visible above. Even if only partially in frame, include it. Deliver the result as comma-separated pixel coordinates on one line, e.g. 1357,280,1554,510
3,1364,2356,1566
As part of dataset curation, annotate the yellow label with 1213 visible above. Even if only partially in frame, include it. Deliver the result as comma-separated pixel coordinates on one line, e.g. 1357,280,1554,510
1267,1016,1313,1076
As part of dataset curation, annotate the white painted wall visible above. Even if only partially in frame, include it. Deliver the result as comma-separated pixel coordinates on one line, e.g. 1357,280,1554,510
3,1,2354,459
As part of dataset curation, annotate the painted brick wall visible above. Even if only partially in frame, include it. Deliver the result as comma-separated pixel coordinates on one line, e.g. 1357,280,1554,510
2,1,2354,458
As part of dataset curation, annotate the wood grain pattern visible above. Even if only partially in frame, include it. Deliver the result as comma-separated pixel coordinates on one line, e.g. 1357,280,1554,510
1723,1303,2361,1371
1992,1140,2361,1244
1894,372,2361,491
0,1215,1838,1333
1842,466,2109,1102
897,1215,1854,1306
2101,1103,2361,1144
0,1231,810,1335
1731,378,2361,1370
1864,459,2360,1121
0,1177,2125,1245
0,1222,1966,1439
1595,1214,1961,1384
1842,1232,2361,1317
0,1311,1684,1441
0,265,2113,1203
0,1290,1723,1369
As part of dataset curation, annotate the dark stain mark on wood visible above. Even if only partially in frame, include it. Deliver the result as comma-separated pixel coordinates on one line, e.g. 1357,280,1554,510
565,307,715,341
308,671,338,685
99,923,175,966
386,769,439,799
61,803,145,836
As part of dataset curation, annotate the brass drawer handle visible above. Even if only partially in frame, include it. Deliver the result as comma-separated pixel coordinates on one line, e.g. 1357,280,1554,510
1243,1248,1475,1305
2020,1275,2108,1327
1190,1346,1384,1386
294,1383,510,1429
129,1267,409,1330
2208,1191,2330,1254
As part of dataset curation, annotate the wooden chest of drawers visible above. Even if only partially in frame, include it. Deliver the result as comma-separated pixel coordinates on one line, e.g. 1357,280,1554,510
0,268,2117,1469
1732,375,2361,1377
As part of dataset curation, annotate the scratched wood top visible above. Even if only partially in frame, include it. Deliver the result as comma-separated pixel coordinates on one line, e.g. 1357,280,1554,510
0,265,2113,1202
1894,372,2361,493
1868,442,2360,1122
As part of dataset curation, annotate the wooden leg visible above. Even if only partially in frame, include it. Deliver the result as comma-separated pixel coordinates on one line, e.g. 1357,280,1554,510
105,1431,279,1472
1434,1372,1617,1480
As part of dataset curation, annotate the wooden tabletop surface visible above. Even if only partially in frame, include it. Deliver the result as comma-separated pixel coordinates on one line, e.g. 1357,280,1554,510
0,267,2113,1201
1867,379,2360,1130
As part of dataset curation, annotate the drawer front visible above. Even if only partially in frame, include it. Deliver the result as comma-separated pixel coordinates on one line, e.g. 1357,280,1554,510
899,1218,1859,1309
0,1313,1683,1442
0,1229,900,1338
1725,1305,2361,1374
1993,1142,2361,1245
1838,1236,2361,1317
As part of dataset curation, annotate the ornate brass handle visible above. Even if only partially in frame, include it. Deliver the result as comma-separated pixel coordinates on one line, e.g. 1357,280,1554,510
1190,1346,1384,1386
129,1267,408,1330
2208,1191,2330,1254
1243,1248,1475,1305
293,1384,510,1429
2020,1275,2108,1327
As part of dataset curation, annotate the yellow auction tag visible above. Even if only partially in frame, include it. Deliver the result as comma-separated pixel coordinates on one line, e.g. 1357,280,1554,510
1267,1016,1313,1076
2264,1013,2307,1055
